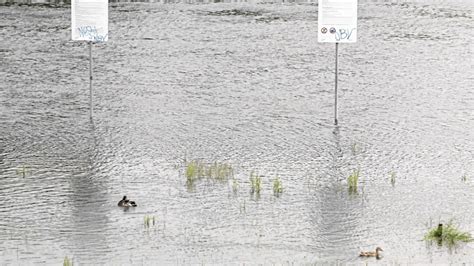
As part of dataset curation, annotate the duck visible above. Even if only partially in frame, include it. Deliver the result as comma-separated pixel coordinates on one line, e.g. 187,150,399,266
434,223,443,238
359,247,383,258
118,196,137,207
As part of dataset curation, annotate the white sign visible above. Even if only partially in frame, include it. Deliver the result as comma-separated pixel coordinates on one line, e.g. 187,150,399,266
71,0,108,42
318,0,357,43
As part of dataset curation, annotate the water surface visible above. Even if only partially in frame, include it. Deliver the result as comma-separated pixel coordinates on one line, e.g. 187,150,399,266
0,0,473,264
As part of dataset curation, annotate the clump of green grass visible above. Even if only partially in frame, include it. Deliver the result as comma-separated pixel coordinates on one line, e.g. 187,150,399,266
461,174,467,182
16,166,29,178
390,171,396,187
144,215,156,228
185,160,233,185
425,221,473,246
273,176,283,195
207,162,233,181
185,160,204,183
63,256,73,266
347,169,359,194
250,171,262,195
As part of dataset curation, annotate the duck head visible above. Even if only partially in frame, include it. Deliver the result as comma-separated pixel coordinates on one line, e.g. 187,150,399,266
375,247,383,259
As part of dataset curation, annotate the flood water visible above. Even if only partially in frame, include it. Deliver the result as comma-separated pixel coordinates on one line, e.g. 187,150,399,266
1,0,473,264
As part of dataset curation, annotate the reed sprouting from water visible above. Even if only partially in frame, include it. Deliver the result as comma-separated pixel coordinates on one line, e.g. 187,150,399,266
348,169,359,194
461,174,467,182
273,176,283,195
63,256,73,266
249,171,262,195
185,160,233,184
144,215,156,228
16,166,29,178
425,221,472,246
207,161,233,181
390,171,396,187
186,160,204,183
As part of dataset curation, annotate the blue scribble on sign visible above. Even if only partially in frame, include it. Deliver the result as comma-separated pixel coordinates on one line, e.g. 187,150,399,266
77,26,107,43
335,28,356,42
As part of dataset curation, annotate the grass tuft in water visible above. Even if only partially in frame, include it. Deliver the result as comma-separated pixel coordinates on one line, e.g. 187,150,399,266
425,221,473,246
185,160,233,185
186,160,206,183
273,176,283,195
461,174,467,182
348,169,359,194
63,256,73,266
207,162,233,181
16,166,29,178
144,215,156,228
249,171,262,195
390,171,396,187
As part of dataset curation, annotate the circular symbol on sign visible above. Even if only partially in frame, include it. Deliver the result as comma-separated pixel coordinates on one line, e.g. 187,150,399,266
321,27,328,34
329,27,336,34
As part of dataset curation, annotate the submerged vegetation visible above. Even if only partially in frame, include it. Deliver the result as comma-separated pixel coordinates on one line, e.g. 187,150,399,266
208,162,233,181
63,256,73,266
144,215,156,228
185,160,233,185
348,169,359,194
185,160,203,183
16,165,30,178
273,176,283,195
181,157,473,254
184,161,286,198
249,171,262,195
425,222,472,246
390,171,396,187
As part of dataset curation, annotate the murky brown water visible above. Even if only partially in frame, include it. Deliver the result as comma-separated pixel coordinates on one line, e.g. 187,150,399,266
1,0,473,264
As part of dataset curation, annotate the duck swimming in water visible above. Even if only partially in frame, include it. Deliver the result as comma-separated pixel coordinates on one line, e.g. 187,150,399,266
359,247,383,258
118,196,137,207
434,223,443,238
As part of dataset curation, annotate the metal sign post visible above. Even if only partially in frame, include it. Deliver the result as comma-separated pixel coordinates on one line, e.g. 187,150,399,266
334,42,338,125
72,0,108,119
318,0,358,125
89,41,93,119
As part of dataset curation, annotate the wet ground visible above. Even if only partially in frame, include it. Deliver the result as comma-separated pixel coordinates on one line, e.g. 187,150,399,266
0,0,473,264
